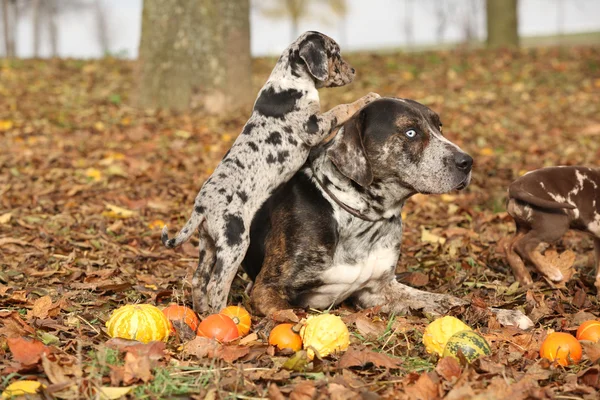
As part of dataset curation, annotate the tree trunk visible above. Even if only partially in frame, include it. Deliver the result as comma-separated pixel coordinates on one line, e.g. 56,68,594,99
32,0,41,57
2,0,16,57
48,0,58,57
95,0,110,55
486,0,519,48
137,0,252,114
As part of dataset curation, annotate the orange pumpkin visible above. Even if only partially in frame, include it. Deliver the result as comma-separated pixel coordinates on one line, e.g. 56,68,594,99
162,304,200,333
220,306,251,336
576,320,600,342
540,332,582,366
269,323,303,352
106,304,170,343
197,314,239,342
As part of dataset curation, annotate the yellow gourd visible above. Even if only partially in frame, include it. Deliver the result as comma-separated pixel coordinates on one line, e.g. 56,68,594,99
422,316,472,356
106,304,170,343
300,314,349,360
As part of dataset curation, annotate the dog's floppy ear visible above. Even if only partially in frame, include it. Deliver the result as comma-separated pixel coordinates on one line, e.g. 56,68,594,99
299,36,329,82
326,112,373,187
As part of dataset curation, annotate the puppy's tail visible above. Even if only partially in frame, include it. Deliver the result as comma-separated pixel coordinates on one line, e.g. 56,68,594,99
508,186,576,210
161,209,206,248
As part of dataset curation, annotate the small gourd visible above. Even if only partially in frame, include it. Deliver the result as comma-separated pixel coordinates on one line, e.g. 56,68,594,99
300,314,349,360
423,316,472,356
220,306,252,337
106,304,171,343
442,330,491,362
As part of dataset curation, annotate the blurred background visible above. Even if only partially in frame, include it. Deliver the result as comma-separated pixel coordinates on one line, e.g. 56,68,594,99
1,0,600,58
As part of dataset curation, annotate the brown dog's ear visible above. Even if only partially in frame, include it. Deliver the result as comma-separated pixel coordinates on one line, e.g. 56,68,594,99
299,36,329,82
326,113,373,187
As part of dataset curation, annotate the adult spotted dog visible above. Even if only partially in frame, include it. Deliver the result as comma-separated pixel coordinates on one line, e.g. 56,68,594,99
244,97,533,330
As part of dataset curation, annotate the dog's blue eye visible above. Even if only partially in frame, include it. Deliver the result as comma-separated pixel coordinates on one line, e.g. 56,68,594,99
405,129,417,138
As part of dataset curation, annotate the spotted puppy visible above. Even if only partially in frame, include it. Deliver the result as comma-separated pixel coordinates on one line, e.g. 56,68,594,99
243,97,533,329
162,31,379,313
506,166,600,293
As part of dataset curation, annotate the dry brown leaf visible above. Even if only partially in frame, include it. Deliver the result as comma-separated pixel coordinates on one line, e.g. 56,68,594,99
405,372,440,400
29,295,53,320
7,337,51,366
181,336,220,358
582,341,600,363
290,381,316,400
436,357,462,381
271,309,300,323
354,314,386,339
338,348,402,369
267,383,285,400
215,345,250,363
542,249,576,284
327,383,357,400
123,351,153,384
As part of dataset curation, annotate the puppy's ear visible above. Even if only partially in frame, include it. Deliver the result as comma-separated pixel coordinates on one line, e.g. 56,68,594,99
326,112,373,187
299,37,329,81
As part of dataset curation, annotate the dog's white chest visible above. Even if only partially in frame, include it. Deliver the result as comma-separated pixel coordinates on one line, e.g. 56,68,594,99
306,247,398,308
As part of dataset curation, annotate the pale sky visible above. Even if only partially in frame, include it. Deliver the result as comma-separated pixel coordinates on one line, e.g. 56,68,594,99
9,0,600,59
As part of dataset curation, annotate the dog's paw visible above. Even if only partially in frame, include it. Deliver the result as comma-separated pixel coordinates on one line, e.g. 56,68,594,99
490,307,534,330
405,293,468,316
361,92,381,105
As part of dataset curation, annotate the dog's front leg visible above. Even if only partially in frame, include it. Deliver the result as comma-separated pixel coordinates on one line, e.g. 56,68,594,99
354,279,533,330
301,93,380,146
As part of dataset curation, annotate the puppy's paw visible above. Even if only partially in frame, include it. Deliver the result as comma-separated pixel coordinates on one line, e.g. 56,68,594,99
360,92,381,105
490,307,534,330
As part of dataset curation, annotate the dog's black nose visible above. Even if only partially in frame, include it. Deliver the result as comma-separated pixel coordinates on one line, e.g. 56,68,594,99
350,67,355,74
454,153,473,172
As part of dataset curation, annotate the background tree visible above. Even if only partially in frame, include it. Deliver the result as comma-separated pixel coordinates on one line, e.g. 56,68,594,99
256,0,347,43
2,0,17,57
486,0,519,47
137,0,252,114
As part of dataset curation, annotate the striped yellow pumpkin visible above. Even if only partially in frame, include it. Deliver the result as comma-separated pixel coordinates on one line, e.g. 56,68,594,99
106,304,170,343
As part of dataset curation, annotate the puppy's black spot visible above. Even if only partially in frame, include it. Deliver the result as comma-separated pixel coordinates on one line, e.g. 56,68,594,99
234,159,245,169
218,173,227,179
254,87,303,119
283,126,293,134
306,114,319,134
288,137,298,146
237,191,248,203
195,205,205,214
226,194,233,203
265,131,282,146
248,142,259,152
213,259,224,276
277,151,290,164
241,122,256,135
225,214,245,246
218,188,226,194
266,154,276,164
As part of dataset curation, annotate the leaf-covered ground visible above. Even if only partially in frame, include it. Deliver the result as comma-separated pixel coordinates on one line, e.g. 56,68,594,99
1,46,600,399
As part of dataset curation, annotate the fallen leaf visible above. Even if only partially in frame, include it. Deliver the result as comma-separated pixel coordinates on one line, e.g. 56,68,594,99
542,249,576,284
405,372,440,400
290,381,316,400
436,356,462,381
97,386,134,400
282,350,309,372
123,351,153,384
0,212,11,224
338,348,402,369
29,295,53,320
1,380,45,398
215,345,250,363
267,383,285,400
182,336,220,358
41,354,82,385
106,339,166,361
101,203,136,219
271,309,299,323
7,337,51,366
354,314,386,339
421,228,446,245
327,383,357,399
582,341,600,363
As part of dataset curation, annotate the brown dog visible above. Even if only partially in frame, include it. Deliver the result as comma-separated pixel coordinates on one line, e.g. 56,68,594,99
506,166,600,293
